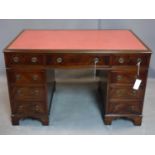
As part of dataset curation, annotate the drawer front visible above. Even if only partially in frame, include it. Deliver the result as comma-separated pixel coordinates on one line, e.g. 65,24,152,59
109,85,144,100
112,54,150,66
107,101,142,114
12,101,47,114
110,70,147,84
7,70,45,84
11,86,45,101
5,53,44,66
46,54,110,67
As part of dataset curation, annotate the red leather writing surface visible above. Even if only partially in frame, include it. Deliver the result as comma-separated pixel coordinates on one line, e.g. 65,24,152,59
8,30,147,50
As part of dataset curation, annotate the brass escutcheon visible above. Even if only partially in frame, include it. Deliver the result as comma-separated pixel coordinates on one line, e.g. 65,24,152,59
13,56,19,63
118,57,125,64
31,57,38,63
56,57,63,63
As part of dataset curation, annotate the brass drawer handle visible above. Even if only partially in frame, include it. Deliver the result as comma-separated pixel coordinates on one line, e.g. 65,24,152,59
13,56,19,63
117,75,123,81
31,57,38,63
118,57,125,64
31,89,39,95
32,74,38,81
131,90,137,96
129,105,135,112
116,90,124,96
35,105,40,112
56,57,63,63
15,74,21,80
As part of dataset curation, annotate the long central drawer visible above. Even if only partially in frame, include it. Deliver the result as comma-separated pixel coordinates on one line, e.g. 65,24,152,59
46,53,110,67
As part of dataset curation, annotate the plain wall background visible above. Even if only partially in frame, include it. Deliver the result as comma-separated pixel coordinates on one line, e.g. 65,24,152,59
0,19,154,77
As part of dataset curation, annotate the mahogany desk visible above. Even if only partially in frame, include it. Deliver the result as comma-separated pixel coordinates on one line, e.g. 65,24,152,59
4,30,151,126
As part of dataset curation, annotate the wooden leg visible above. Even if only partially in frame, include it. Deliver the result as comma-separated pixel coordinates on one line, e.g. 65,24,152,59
104,115,142,126
11,116,20,125
40,116,49,126
104,116,113,125
132,116,142,126
12,115,49,126
42,121,49,126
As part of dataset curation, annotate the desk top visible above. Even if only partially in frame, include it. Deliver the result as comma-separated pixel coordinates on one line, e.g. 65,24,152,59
7,30,148,51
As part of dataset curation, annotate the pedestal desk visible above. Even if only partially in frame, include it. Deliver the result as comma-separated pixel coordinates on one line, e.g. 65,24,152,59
4,30,151,126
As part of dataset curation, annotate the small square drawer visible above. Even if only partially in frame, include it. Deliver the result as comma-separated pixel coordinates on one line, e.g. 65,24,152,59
46,53,110,67
7,69,45,84
11,86,45,101
5,53,44,66
107,101,142,114
112,54,150,66
110,70,147,84
109,85,144,100
12,101,47,114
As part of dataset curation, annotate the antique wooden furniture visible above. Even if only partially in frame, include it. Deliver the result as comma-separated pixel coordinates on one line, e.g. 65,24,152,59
4,30,151,126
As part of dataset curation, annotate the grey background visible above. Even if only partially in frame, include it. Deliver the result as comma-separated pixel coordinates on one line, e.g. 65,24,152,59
0,19,154,77
0,19,155,134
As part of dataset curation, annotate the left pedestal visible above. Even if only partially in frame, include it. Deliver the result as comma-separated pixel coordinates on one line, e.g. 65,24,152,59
4,52,55,125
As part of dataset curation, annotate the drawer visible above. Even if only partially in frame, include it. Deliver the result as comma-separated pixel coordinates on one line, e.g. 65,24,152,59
11,86,45,101
7,69,45,84
112,54,150,66
5,53,44,66
110,70,147,84
109,85,144,100
46,54,110,67
12,101,47,114
107,101,142,114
